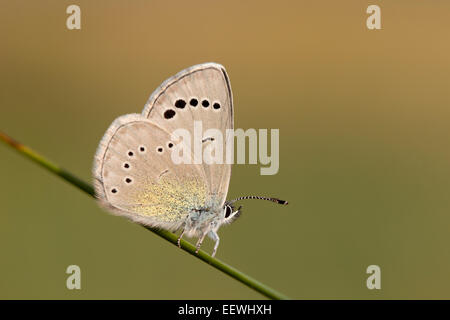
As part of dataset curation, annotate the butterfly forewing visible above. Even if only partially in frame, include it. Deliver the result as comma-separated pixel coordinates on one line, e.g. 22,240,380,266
142,63,233,206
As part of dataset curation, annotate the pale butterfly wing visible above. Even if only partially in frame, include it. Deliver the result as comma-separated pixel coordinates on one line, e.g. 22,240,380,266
142,63,233,207
93,114,209,231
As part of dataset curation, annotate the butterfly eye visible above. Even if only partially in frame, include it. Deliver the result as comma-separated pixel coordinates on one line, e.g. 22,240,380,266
224,205,232,218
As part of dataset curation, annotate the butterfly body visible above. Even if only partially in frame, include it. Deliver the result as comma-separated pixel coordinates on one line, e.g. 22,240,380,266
183,208,219,237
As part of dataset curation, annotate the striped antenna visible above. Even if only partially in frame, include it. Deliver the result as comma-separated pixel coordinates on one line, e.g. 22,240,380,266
227,196,288,205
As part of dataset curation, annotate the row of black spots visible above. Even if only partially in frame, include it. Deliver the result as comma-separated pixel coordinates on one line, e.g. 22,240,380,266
127,145,147,158
156,141,174,154
124,142,173,161
111,145,148,194
205,100,222,110
113,155,140,193
174,98,221,110
111,143,175,194
110,176,133,194
164,99,221,119
119,145,148,187
190,98,221,110
111,173,135,194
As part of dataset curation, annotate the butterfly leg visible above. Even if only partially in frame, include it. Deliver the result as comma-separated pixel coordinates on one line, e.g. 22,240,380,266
177,229,185,248
208,230,220,258
195,232,207,254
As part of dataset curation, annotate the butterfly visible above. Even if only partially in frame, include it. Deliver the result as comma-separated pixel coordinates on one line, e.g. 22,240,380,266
93,63,288,257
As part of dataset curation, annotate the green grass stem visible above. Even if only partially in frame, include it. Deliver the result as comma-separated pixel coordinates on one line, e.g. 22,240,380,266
0,131,290,300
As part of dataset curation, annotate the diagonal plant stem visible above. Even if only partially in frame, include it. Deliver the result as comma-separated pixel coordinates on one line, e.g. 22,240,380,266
0,131,290,300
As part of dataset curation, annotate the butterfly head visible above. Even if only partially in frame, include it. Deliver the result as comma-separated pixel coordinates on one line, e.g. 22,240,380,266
195,204,242,232
217,195,288,227
183,195,288,256
221,203,242,225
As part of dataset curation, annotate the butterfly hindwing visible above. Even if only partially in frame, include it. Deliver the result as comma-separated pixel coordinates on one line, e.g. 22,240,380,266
93,114,208,230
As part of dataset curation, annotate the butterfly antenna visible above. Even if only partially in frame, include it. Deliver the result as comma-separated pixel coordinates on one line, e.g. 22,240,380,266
227,196,288,206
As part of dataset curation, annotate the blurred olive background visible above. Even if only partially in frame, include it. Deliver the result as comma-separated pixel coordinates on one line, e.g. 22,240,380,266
1,0,450,299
